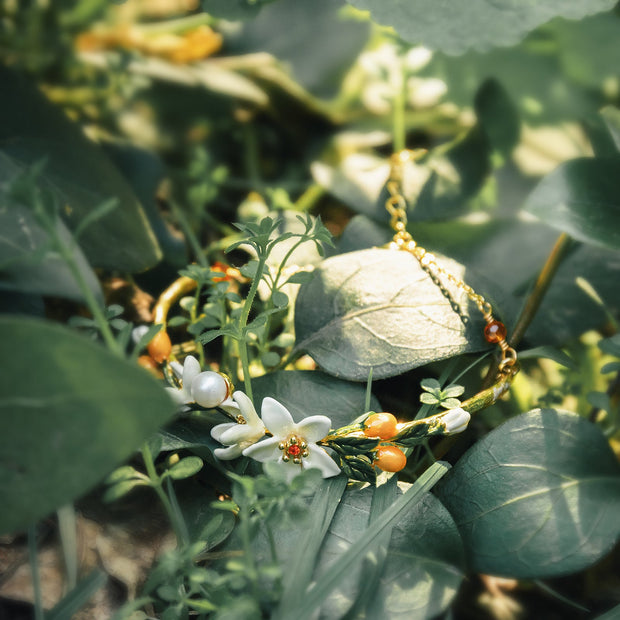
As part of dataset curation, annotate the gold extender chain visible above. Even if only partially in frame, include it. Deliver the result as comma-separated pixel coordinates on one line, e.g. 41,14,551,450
385,150,518,377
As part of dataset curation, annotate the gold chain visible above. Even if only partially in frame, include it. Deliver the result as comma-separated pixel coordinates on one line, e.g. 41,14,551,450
386,150,518,376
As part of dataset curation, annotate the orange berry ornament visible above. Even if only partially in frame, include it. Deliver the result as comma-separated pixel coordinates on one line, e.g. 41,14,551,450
147,330,172,363
363,412,398,440
374,445,407,472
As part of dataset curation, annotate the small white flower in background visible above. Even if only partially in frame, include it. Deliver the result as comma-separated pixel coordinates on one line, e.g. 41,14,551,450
211,391,266,460
166,356,238,416
440,407,471,435
242,397,340,483
166,355,201,405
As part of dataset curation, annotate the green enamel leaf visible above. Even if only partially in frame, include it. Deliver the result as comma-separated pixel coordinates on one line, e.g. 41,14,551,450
436,409,620,578
525,156,620,251
0,67,161,272
294,248,489,380
346,0,615,55
0,317,176,535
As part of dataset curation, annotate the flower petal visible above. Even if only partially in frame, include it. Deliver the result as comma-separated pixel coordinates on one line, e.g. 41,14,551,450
303,446,341,479
296,415,332,443
211,422,238,443
219,398,241,418
242,436,281,462
232,391,261,426
214,445,243,460
182,355,201,387
165,386,191,405
169,361,184,381
261,397,294,436
219,424,260,446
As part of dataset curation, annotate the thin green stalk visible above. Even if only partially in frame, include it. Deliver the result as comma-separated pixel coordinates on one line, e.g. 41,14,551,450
237,255,268,400
141,444,189,546
238,502,260,601
292,184,325,213
392,66,407,153
170,201,209,268
45,213,122,357
190,284,205,366
28,525,45,620
510,232,574,347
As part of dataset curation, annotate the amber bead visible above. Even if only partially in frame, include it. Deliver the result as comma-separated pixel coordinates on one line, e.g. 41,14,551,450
147,330,172,363
484,320,507,344
374,445,407,472
363,412,398,440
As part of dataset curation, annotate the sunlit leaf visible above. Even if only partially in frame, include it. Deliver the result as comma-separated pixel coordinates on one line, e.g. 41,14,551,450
294,248,491,380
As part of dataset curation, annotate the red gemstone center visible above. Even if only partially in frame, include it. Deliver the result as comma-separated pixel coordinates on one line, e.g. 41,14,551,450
287,444,301,457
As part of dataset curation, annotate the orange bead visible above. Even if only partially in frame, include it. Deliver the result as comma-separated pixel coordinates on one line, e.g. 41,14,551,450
363,412,398,440
137,355,162,378
147,330,172,363
374,445,407,472
484,320,507,343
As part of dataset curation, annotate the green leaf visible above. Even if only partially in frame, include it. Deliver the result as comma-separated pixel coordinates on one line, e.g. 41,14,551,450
436,409,620,578
525,156,620,251
229,0,370,98
104,479,147,502
294,249,489,380
167,456,204,480
518,346,577,369
474,79,520,157
252,370,382,430
0,67,161,271
202,0,265,20
0,200,102,303
0,316,176,535
346,0,614,55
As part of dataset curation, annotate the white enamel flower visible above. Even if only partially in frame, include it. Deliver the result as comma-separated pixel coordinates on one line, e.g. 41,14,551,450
211,391,266,460
166,355,201,404
242,398,341,483
440,407,471,434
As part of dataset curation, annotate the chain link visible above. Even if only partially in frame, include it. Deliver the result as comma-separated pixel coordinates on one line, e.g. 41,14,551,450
385,150,518,377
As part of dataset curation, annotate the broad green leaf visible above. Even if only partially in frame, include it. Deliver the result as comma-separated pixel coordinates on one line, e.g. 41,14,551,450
0,67,161,272
252,370,382,429
346,0,614,55
294,248,490,380
525,156,620,251
0,202,102,303
420,38,604,124
436,409,620,578
553,13,620,91
474,79,520,157
0,316,176,535
313,485,464,619
102,143,187,268
202,0,266,20
229,0,370,98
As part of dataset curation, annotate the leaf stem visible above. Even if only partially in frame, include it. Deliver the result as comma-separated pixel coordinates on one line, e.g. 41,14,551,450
510,232,574,347
141,444,189,546
28,525,45,620
392,64,407,152
237,256,267,400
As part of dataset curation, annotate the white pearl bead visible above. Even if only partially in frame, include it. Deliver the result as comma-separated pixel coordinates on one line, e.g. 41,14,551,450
191,371,229,408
